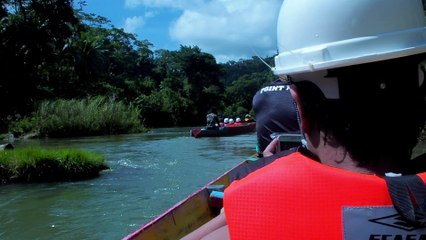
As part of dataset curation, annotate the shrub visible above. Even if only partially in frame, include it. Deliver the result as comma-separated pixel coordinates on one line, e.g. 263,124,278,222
8,115,38,137
0,147,108,183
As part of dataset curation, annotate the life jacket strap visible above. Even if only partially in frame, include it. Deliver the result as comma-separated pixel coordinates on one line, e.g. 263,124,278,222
385,174,426,226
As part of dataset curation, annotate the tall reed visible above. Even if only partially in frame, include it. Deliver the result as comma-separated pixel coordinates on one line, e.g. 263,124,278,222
36,96,145,137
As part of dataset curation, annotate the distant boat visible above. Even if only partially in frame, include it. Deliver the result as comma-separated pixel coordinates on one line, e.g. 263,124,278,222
190,122,256,138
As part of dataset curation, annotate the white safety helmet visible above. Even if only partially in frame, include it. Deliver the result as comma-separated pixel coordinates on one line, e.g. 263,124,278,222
224,118,229,124
229,118,235,124
236,117,241,123
274,0,426,78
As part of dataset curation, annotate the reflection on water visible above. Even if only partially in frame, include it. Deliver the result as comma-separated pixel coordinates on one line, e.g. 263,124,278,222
0,128,257,240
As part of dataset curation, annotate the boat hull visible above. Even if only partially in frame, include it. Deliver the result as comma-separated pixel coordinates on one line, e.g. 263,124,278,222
123,155,280,240
124,135,302,240
190,122,256,138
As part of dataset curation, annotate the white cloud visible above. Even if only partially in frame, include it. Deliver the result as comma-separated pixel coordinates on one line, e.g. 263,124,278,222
123,0,284,62
124,16,146,34
124,0,201,9
144,11,156,18
169,0,283,62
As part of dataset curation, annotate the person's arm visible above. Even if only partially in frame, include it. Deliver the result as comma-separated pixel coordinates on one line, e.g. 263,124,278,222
262,137,280,157
180,211,229,240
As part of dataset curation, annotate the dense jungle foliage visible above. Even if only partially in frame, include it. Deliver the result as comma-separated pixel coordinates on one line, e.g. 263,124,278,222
0,0,275,134
1,0,425,141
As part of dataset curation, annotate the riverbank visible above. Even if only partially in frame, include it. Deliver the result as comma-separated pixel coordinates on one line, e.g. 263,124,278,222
0,147,109,184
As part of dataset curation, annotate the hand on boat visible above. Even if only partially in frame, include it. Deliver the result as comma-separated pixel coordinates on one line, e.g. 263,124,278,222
263,137,280,157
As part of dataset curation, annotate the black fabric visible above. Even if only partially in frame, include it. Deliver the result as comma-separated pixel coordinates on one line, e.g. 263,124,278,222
405,153,426,174
252,79,300,153
206,112,220,128
384,175,426,226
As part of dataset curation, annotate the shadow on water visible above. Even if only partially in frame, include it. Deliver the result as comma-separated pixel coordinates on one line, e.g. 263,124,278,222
0,127,258,240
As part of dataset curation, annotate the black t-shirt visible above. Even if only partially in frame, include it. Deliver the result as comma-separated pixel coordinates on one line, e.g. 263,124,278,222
252,79,300,152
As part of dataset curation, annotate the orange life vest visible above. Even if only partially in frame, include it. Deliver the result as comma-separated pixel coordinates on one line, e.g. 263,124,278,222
224,152,426,240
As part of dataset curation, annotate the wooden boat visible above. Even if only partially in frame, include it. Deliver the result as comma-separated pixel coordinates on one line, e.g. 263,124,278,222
123,134,302,240
190,122,256,138
123,155,263,240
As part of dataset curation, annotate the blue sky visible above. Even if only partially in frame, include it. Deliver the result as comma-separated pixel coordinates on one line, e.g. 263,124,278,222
81,0,283,63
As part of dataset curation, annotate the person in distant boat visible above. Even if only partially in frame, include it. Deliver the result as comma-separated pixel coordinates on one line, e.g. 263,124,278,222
220,118,229,127
222,118,229,127
252,78,301,157
206,107,220,129
244,114,254,122
225,118,235,126
234,118,243,125
182,0,426,239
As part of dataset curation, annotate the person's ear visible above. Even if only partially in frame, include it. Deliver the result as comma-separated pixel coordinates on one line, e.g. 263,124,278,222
290,85,310,133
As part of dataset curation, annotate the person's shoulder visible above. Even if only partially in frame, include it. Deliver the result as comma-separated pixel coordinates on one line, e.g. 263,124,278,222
242,149,310,179
226,151,312,195
268,150,315,169
271,79,286,85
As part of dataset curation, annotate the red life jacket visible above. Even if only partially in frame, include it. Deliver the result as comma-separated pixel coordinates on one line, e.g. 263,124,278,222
224,152,426,240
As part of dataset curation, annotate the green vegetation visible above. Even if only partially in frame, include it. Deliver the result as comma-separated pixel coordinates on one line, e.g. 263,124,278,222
0,1,423,141
0,0,275,136
9,97,145,138
37,96,145,137
0,147,108,184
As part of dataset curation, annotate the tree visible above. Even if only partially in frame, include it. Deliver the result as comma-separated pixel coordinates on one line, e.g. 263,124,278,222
220,56,274,87
148,46,224,126
0,0,79,131
223,72,273,117
220,56,275,118
0,0,278,131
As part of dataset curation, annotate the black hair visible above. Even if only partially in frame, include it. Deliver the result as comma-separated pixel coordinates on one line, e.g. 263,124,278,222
295,54,426,172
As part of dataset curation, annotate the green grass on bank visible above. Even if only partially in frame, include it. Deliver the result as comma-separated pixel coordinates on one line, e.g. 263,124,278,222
0,147,109,184
8,96,146,138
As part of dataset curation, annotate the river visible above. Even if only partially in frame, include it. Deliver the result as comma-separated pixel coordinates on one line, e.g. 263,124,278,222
1,128,426,240
0,127,258,240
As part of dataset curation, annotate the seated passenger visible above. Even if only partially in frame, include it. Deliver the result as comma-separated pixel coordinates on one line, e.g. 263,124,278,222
206,107,220,129
252,78,301,156
226,118,235,126
234,117,243,125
